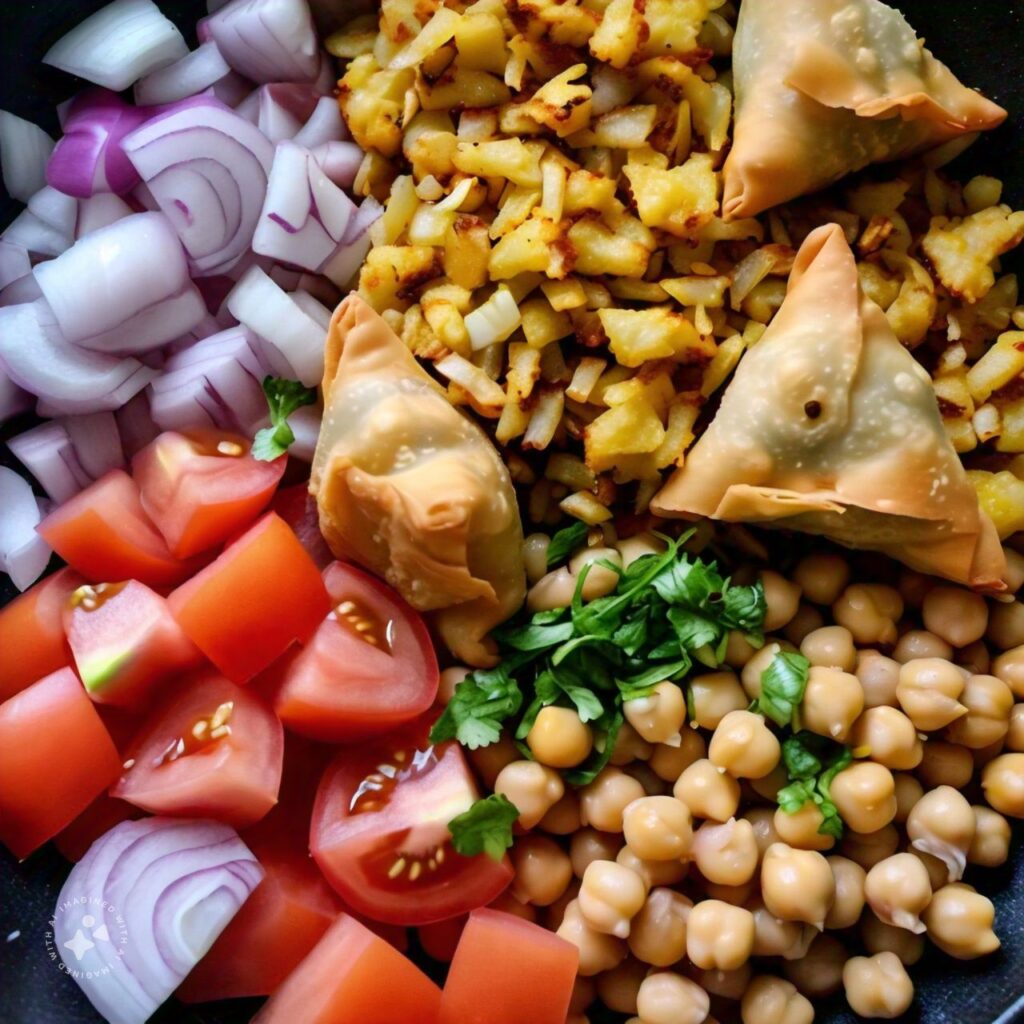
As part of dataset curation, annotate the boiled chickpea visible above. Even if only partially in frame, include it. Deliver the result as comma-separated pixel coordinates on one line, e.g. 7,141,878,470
987,600,1024,650
571,829,625,878
898,569,934,608
761,571,802,632
623,762,669,797
468,733,520,789
489,890,538,924
649,730,707,782
982,752,1024,817
686,900,755,971
1008,704,1024,751
704,879,758,907
761,843,835,929
523,533,552,584
748,763,788,803
636,972,709,1024
861,911,925,965
709,710,781,779
579,767,646,833
824,856,866,929
839,825,900,869
856,651,901,709
437,666,471,706
945,673,1014,749
829,762,897,833
494,760,564,829
864,853,932,933
556,899,627,976
624,682,687,745
740,975,814,1024
896,658,968,731
725,630,760,668
922,883,1000,959
686,963,752,1001
1005,548,1024,593
843,951,914,1019
893,630,953,664
526,706,594,768
772,803,835,852
800,625,857,671
569,975,595,1015
596,957,646,1015
616,845,688,889
528,546,622,611
579,860,647,939
622,795,692,862
692,818,758,886
916,739,974,789
740,642,788,700
539,790,581,835
689,672,748,730
849,707,923,770
892,773,924,823
957,640,992,675
793,551,850,606
782,933,847,998
784,604,826,646
628,886,691,966
610,722,654,766
674,759,741,821
906,785,976,882
833,583,902,646
543,880,580,930
745,807,782,859
802,666,864,742
923,586,988,648
968,805,1012,868
747,895,814,959
510,835,573,907
993,644,1024,699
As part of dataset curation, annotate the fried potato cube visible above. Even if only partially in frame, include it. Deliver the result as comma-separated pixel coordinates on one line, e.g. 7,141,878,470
701,334,745,397
585,395,667,470
966,470,1024,538
661,275,730,308
588,0,645,69
995,396,1024,453
523,64,593,139
542,277,589,312
443,215,491,291
402,111,459,180
598,306,715,367
559,490,613,524
644,0,716,58
325,14,378,58
419,68,511,111
623,154,718,238
521,297,573,349
358,245,442,312
339,57,414,157
388,7,462,70
453,12,508,74
489,217,569,279
966,331,1024,404
373,174,419,246
563,171,618,217
571,105,659,149
421,283,472,355
880,251,936,350
490,187,541,240
568,219,648,279
454,139,542,188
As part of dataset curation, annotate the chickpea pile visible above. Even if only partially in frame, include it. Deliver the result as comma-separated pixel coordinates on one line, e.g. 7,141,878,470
451,541,1024,1022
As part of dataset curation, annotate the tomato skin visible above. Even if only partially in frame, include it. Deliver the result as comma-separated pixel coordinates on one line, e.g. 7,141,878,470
419,915,466,963
133,430,286,559
37,470,204,588
0,567,82,701
439,909,579,1024
53,794,141,862
111,671,284,828
168,513,331,683
275,562,439,742
270,483,333,569
310,721,513,926
0,668,122,859
252,913,442,1024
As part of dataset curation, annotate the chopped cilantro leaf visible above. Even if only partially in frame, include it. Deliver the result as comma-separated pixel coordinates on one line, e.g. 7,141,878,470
447,794,519,861
753,651,811,729
776,731,852,838
251,376,317,461
546,522,590,567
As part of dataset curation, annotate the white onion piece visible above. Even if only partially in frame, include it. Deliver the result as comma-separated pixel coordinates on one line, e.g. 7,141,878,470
1,210,72,258
0,274,44,306
322,194,382,288
63,411,126,479
55,818,262,1024
134,41,232,105
0,468,51,591
285,401,320,461
0,301,155,414
257,83,320,143
294,96,348,148
7,421,90,502
311,140,362,188
27,186,80,239
116,391,160,457
122,98,275,276
43,0,189,91
291,288,331,331
0,111,55,203
207,0,320,85
226,265,325,385
0,240,30,292
0,364,31,423
76,193,134,238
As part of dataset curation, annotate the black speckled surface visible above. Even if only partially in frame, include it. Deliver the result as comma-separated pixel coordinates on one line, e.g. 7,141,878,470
1,1,1023,1022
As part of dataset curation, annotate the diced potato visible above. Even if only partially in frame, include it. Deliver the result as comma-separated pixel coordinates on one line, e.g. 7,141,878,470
326,14,378,58
585,395,666,470
964,175,1003,214
943,416,978,453
358,245,443,312
966,331,1024,403
560,489,613,525
568,219,648,278
546,452,598,490
496,399,533,443
389,7,462,69
661,275,730,309
402,111,459,180
607,279,669,302
401,303,445,359
682,76,731,153
522,386,565,450
881,251,937,349
995,396,1024,453
454,139,542,188
642,0,716,60
933,369,976,419
845,180,910,220
453,12,508,74
565,356,608,401
588,0,645,68
419,69,511,111
623,154,718,238
339,58,415,158
598,307,716,367
490,187,541,239
421,283,472,355
966,470,1024,538
521,297,573,349
572,105,659,149
741,279,787,324
524,64,593,138
506,341,542,402
353,150,398,201
379,0,431,44
435,352,506,416
701,334,745,397
563,170,618,216
973,403,1002,443
604,371,674,417
489,217,568,279
857,262,900,311
504,272,544,303
443,215,491,290
373,174,418,246
408,202,457,246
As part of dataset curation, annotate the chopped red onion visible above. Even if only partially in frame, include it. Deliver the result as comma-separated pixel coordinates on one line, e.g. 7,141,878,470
63,411,127,479
291,288,331,331
122,97,275,276
285,401,320,462
294,96,349,148
0,364,31,423
311,139,361,189
43,0,189,92
27,186,80,240
7,421,91,502
2,210,72,258
207,0,320,85
0,467,52,591
76,193,134,238
322,194,381,288
134,41,233,105
0,240,30,292
116,391,160,457
234,88,261,124
257,82,320,142
206,71,253,107
54,818,262,1024
0,274,43,306
0,110,55,203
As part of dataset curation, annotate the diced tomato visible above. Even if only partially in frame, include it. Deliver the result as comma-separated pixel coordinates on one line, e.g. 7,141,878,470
133,430,286,558
419,915,466,963
111,671,283,828
439,909,579,1024
63,579,202,709
53,794,141,862
0,668,122,859
271,483,333,569
310,718,513,926
168,513,331,683
37,470,203,588
275,562,439,742
252,913,442,1024
0,567,81,701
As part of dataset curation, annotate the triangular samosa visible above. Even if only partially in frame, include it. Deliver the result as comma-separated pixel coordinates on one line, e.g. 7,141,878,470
723,0,1007,219
651,224,1007,592
311,296,526,666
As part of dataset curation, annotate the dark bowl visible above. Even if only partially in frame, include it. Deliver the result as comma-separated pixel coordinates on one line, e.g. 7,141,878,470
1,2,1023,1023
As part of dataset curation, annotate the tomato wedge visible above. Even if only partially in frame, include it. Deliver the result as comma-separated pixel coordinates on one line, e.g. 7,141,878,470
0,567,81,701
439,909,579,1024
37,470,203,588
271,483,333,569
111,671,284,828
275,562,439,742
64,579,202,708
310,718,513,926
168,513,331,683
252,913,442,1024
0,668,122,859
133,429,286,558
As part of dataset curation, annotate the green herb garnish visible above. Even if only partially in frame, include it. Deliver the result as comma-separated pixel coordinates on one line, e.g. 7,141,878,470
776,731,853,839
546,522,589,568
753,651,811,729
251,376,317,461
447,794,520,861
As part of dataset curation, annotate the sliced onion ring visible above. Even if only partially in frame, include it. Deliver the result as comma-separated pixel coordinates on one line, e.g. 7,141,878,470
207,0,320,85
134,41,233,105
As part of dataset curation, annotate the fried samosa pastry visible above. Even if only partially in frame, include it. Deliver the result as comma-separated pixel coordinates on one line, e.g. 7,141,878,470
724,0,1007,219
311,296,526,666
652,224,1007,592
